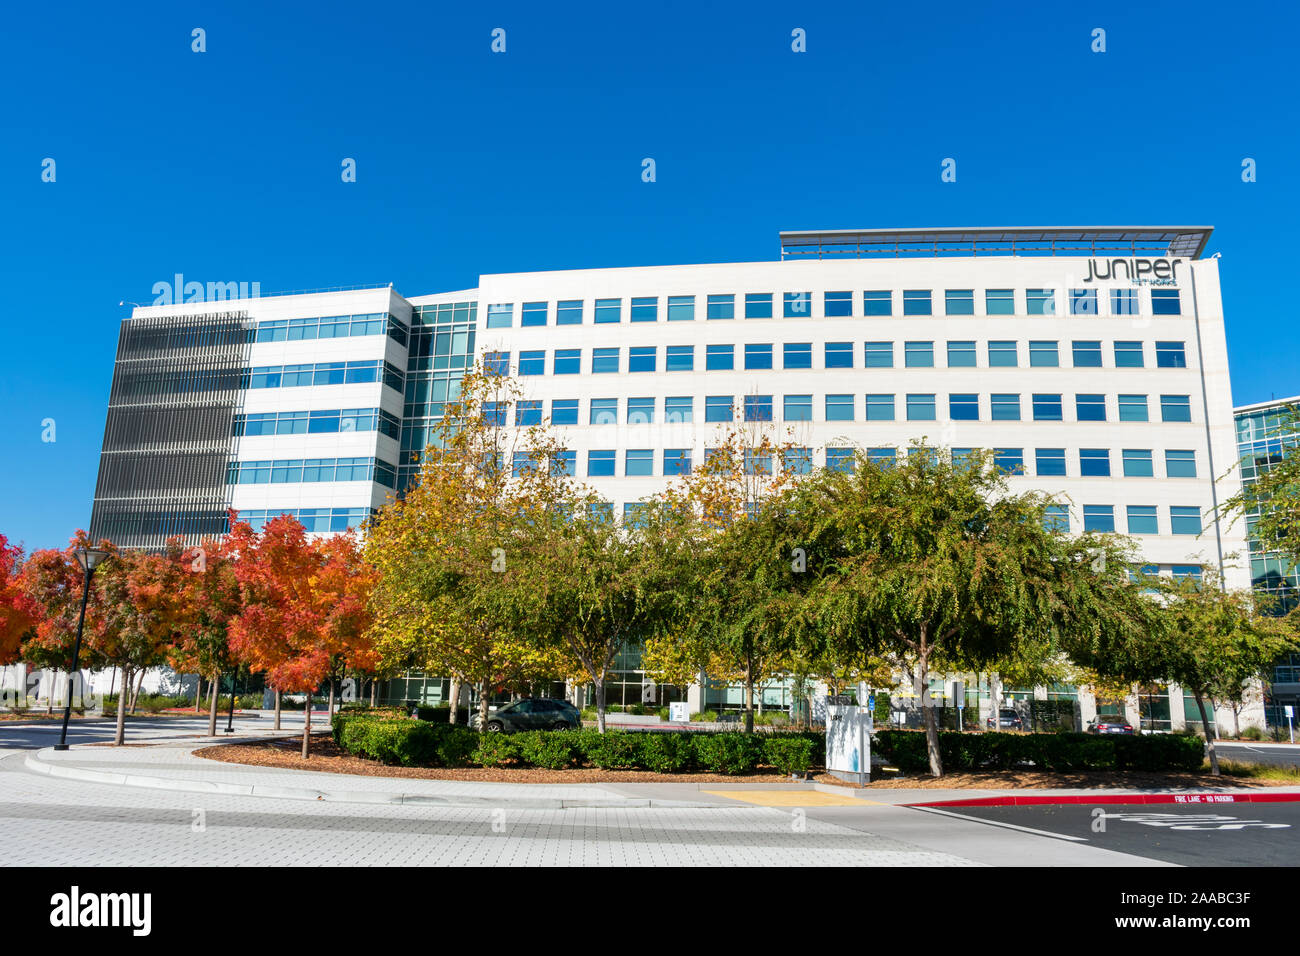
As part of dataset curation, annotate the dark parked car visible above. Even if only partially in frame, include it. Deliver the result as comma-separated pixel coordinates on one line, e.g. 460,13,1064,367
1090,717,1135,735
471,698,581,733
986,708,1024,730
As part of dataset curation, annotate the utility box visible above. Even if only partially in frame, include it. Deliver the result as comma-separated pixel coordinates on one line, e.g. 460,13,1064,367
826,704,872,786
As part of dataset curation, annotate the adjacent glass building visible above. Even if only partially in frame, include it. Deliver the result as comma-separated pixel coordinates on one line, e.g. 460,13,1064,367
89,227,1258,727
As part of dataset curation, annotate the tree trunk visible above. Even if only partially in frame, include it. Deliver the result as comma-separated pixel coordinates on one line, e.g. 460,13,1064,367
273,689,282,731
207,676,219,737
369,677,376,707
477,680,490,730
301,688,312,759
448,678,460,724
129,669,146,714
595,676,606,734
743,667,754,734
919,645,943,777
114,667,130,746
107,667,117,709
327,679,336,723
1194,690,1219,776
193,675,201,713
1232,706,1241,739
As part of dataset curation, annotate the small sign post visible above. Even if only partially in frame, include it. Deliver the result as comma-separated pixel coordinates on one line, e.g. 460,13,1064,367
1286,705,1295,744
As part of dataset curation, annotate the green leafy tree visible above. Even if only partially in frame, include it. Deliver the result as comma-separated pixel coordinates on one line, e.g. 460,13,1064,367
794,447,1162,776
1222,403,1300,569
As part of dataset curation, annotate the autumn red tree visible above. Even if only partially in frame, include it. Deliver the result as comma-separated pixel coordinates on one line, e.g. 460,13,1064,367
169,533,244,736
0,534,36,670
18,538,107,713
312,530,378,718
227,515,332,758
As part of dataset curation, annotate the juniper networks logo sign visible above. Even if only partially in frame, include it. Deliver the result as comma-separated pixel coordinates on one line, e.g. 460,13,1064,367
49,886,151,936
1083,257,1182,286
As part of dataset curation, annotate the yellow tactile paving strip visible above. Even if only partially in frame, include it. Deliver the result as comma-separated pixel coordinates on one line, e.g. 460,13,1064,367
703,790,879,807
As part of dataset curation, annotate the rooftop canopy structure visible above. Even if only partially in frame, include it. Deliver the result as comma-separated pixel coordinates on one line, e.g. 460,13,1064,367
779,226,1213,260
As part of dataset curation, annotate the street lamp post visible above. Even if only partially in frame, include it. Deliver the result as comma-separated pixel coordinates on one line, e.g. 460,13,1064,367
55,546,110,751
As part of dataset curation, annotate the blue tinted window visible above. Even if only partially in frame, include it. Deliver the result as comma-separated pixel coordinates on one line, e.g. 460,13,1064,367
906,393,936,421
824,291,853,317
706,344,734,370
1122,449,1154,477
784,342,812,369
665,345,694,371
903,290,932,315
826,448,855,472
1044,505,1070,532
1029,341,1059,367
1160,394,1192,422
518,350,545,376
625,449,653,477
1170,506,1202,535
485,352,509,376
1083,505,1115,533
1036,448,1066,476
865,394,894,421
551,399,578,425
630,297,657,322
707,295,735,319
590,398,618,424
1032,393,1063,421
553,349,580,374
628,346,656,373
945,290,974,315
515,400,542,426
594,299,621,324
991,393,1020,420
862,290,891,315
949,393,979,420
1072,340,1102,367
1156,341,1187,368
904,341,934,368
588,450,615,477
1151,289,1181,315
705,396,733,422
864,341,893,368
1114,341,1144,367
1127,506,1158,535
825,341,853,368
591,348,619,373
556,300,583,325
784,292,812,317
744,394,773,422
783,447,813,475
1165,449,1196,478
1026,289,1056,315
988,341,1017,367
994,448,1025,475
551,450,576,477
745,293,773,318
1070,289,1097,315
784,394,812,421
663,449,692,476
745,343,773,370
825,394,854,421
1111,289,1138,315
985,289,1014,315
521,302,547,327
1118,394,1148,422
626,397,654,423
666,296,694,321
947,341,976,367
664,396,693,423
1076,394,1106,421
486,303,513,328
1080,448,1110,477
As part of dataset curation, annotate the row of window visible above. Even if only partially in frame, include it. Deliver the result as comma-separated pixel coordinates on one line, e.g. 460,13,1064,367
247,361,405,393
254,313,409,346
488,393,1196,425
484,339,1189,375
236,507,372,533
225,457,397,488
483,288,1181,327
557,444,1198,483
233,408,401,440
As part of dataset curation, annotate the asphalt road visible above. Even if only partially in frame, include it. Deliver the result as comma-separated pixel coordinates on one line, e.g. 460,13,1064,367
916,801,1300,866
1214,741,1300,768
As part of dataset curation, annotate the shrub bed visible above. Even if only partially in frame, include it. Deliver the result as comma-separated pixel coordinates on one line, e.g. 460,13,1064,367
331,712,825,774
873,729,1204,773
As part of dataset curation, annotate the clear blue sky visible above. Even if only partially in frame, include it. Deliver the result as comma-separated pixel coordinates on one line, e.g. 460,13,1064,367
2,0,1296,552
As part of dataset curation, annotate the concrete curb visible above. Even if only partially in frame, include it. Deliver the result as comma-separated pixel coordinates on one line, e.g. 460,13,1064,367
20,748,722,809
904,790,1300,808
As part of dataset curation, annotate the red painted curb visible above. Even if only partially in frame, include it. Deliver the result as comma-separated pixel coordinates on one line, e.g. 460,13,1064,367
906,791,1300,808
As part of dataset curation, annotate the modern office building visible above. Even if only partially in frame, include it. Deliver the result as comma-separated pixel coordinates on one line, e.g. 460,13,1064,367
88,226,1257,728
1234,396,1300,728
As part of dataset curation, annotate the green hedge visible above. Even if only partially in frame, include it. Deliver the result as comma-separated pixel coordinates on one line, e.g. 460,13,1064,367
873,730,1204,774
331,712,824,774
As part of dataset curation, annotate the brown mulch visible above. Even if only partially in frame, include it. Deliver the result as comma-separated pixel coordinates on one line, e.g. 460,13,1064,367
193,734,1294,789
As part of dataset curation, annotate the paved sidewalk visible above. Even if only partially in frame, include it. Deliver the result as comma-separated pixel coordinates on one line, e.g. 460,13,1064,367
18,737,1300,811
